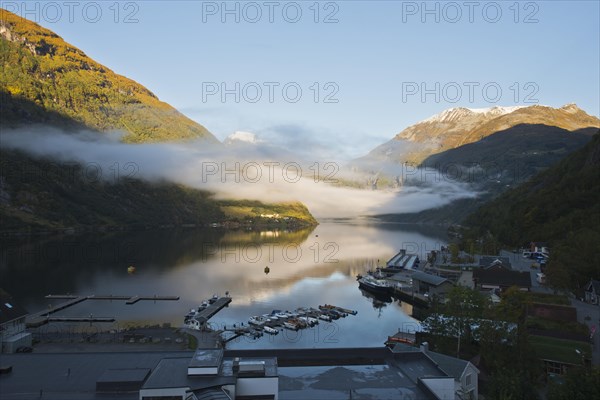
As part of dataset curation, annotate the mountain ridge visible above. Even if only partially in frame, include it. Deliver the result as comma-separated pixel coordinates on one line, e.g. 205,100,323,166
359,104,600,167
369,122,598,224
0,9,217,143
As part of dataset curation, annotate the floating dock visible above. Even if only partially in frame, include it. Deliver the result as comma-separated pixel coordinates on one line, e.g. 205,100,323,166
26,294,180,328
45,294,180,304
195,297,232,321
390,287,429,308
45,316,116,323
183,296,233,331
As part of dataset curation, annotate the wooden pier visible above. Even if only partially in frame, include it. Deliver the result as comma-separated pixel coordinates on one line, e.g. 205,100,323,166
26,294,180,328
45,294,180,304
390,287,429,308
45,316,116,323
194,297,232,321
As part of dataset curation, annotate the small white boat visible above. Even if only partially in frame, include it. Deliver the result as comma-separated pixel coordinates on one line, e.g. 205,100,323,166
185,319,201,330
299,316,318,326
248,316,266,326
263,326,278,335
318,314,331,322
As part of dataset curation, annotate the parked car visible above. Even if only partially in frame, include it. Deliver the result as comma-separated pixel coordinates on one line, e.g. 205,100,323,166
15,346,32,353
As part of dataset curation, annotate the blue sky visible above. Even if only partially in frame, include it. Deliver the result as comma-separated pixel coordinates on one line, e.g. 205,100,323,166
6,0,600,159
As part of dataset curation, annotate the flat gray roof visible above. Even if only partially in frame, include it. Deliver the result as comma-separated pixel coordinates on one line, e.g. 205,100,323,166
411,271,448,286
96,368,151,384
0,351,192,400
142,357,235,391
0,347,457,400
189,349,223,368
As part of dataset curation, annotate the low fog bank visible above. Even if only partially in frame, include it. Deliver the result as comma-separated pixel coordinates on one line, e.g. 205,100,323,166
1,127,478,218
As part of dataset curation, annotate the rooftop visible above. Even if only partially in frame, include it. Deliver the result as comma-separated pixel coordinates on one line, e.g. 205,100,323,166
189,349,223,368
411,271,449,286
143,357,235,391
473,268,531,288
0,347,473,400
587,279,600,293
426,349,472,379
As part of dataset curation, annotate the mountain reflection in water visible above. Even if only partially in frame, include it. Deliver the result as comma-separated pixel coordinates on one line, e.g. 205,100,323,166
1,220,443,348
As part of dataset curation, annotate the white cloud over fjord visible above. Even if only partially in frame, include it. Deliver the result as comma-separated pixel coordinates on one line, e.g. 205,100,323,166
1,127,477,218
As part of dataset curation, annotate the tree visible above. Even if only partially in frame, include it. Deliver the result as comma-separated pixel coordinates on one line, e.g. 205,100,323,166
450,243,460,263
547,367,600,400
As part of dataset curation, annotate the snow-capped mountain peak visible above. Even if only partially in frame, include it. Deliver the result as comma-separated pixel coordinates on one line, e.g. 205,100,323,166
224,131,262,145
422,106,524,124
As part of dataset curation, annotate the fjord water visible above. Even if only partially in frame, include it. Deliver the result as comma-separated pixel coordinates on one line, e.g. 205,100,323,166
1,220,447,349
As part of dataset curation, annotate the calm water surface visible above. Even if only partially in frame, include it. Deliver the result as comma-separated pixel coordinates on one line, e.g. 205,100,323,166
0,220,447,349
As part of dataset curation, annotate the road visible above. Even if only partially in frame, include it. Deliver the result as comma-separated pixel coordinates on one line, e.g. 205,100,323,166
570,298,600,366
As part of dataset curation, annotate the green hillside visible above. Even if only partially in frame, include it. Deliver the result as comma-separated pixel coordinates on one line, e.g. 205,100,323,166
0,10,317,232
374,125,596,224
463,133,600,292
0,9,216,143
0,148,317,233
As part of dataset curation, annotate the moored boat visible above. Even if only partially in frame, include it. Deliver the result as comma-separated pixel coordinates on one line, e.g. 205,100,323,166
263,326,278,335
283,320,299,330
299,316,318,326
248,316,267,326
358,274,393,295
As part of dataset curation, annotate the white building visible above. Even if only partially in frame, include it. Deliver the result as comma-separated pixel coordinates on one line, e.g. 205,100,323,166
139,349,278,400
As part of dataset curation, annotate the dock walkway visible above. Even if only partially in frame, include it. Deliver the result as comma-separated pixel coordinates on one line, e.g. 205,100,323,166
26,294,180,328
193,297,232,322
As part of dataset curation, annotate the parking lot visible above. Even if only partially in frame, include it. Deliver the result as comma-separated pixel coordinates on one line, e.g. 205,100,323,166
499,250,553,293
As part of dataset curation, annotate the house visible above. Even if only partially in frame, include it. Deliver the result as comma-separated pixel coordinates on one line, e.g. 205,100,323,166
584,279,600,304
0,289,32,353
472,263,531,292
411,271,454,298
392,342,480,400
422,343,480,400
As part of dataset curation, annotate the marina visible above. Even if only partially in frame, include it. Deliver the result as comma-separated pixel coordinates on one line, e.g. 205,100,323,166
208,304,359,343
5,222,437,350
